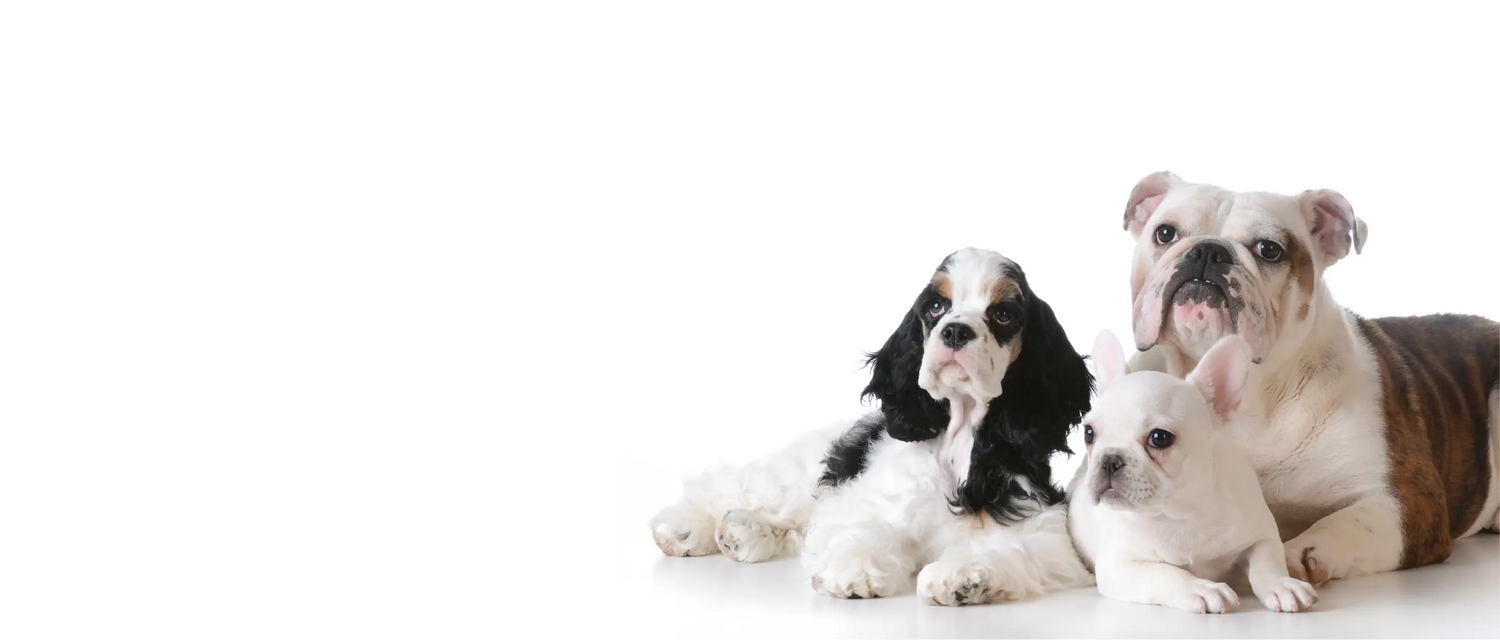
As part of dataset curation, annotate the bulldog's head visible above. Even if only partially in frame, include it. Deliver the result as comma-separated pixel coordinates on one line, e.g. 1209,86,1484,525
1122,172,1368,368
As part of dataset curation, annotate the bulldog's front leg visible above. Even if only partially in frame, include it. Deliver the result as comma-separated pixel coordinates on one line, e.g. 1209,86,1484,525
1283,493,1405,584
1245,539,1318,612
1096,559,1240,614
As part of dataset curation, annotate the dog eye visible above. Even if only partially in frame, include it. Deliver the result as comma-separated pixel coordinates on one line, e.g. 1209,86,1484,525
990,308,1012,325
1154,224,1178,245
1254,240,1285,263
1083,425,1094,445
927,299,949,317
1148,429,1175,449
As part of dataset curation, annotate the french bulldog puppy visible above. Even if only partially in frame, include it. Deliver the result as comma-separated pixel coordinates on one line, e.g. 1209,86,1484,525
1068,331,1318,614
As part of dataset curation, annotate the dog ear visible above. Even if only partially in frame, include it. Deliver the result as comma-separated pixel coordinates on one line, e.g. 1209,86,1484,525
1123,171,1182,239
952,287,1093,523
1187,335,1252,421
1090,329,1129,392
1298,189,1368,265
862,293,948,442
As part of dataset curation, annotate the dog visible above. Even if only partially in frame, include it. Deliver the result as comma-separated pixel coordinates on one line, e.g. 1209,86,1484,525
1120,172,1500,584
650,247,1096,604
1068,331,1319,613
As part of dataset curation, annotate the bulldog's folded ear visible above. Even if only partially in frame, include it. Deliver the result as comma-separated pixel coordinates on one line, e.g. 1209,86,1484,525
1298,189,1368,264
1123,171,1182,238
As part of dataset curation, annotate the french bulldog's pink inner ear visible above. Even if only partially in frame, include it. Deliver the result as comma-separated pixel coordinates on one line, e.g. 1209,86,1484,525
1123,171,1181,237
1091,330,1128,392
1188,336,1252,421
1302,189,1366,260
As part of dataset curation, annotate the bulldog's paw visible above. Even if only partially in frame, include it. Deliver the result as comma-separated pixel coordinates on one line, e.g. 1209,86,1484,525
1284,539,1350,586
1254,575,1319,613
1172,578,1240,614
916,560,1008,606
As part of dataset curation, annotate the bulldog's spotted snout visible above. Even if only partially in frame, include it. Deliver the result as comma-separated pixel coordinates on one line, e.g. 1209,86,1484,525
940,323,976,349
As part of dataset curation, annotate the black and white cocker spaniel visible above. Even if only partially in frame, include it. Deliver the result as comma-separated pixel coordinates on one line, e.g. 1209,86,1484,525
650,248,1096,605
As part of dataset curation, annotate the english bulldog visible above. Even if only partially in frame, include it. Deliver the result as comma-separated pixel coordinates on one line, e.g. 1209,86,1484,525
1120,171,1500,584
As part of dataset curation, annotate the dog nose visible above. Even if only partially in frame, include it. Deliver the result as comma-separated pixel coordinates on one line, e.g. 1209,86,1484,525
940,323,976,349
1099,453,1126,477
1183,242,1234,265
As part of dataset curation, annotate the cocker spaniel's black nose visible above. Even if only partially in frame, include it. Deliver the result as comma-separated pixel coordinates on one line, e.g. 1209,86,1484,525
940,323,975,349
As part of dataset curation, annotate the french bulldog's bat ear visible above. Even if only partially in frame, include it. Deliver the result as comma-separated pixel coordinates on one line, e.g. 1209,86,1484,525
1298,189,1368,263
1091,329,1129,392
1123,171,1182,238
1186,335,1252,422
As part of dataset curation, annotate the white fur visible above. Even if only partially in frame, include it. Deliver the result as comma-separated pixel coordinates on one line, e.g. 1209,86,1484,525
1070,332,1317,614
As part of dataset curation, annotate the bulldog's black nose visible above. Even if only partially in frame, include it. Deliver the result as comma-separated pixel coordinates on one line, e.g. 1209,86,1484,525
1184,242,1235,265
1099,453,1126,477
940,323,976,349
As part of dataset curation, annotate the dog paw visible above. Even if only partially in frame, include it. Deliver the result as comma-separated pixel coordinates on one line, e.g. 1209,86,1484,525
715,509,783,563
1255,575,1318,613
916,560,1007,606
1173,578,1240,614
650,504,719,557
1284,540,1347,586
808,554,911,599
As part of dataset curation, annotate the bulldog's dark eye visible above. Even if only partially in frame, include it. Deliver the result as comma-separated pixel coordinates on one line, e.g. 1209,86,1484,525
1083,425,1094,445
1154,224,1178,245
1148,429,1175,449
990,308,1012,325
927,299,950,317
1254,240,1285,263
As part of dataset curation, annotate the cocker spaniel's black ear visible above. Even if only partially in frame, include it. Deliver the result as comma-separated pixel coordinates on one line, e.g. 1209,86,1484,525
952,287,1095,523
1000,292,1095,454
862,296,948,442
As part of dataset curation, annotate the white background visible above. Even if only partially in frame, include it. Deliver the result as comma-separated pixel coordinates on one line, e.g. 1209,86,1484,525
621,122,1500,638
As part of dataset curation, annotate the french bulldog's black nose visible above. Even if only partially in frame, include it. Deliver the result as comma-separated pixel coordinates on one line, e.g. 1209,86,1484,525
1100,454,1126,477
940,323,976,349
1184,242,1234,265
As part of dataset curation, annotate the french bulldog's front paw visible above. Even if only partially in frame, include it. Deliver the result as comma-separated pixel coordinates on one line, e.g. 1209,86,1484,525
1174,578,1240,614
1284,539,1348,586
1255,575,1318,613
916,560,1006,606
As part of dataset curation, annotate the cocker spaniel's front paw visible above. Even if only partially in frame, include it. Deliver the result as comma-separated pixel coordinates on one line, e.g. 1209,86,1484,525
808,552,913,599
917,559,1008,606
650,504,718,557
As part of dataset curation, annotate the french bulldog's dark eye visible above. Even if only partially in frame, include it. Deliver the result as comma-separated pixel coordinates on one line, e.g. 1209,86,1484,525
927,299,950,317
1254,240,1285,263
1083,425,1094,445
1148,429,1175,449
1154,224,1178,245
990,308,1012,325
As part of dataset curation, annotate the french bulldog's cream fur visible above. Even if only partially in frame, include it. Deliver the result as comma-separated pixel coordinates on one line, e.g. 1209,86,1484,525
1069,331,1318,613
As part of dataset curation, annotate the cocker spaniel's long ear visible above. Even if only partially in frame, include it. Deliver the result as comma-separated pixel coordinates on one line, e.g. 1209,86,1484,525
954,286,1095,523
999,291,1094,454
862,295,948,442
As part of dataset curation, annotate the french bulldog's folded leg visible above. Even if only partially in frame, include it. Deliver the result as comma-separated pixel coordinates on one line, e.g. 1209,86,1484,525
1245,539,1318,612
1096,560,1240,614
1283,493,1404,585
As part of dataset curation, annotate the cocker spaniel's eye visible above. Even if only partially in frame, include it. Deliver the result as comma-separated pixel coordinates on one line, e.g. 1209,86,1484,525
927,299,949,317
1083,425,1094,445
990,308,1012,325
